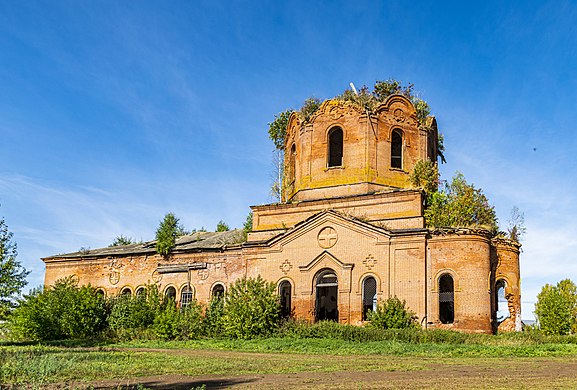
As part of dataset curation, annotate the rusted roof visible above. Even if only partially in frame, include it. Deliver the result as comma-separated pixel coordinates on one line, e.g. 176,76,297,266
42,229,245,260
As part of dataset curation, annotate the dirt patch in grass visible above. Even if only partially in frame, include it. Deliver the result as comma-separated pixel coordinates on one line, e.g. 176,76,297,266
62,349,577,389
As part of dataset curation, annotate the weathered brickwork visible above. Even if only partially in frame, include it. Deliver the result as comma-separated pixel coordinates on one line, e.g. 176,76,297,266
43,94,521,333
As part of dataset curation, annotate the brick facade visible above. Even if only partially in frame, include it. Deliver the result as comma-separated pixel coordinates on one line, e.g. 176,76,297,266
43,94,521,333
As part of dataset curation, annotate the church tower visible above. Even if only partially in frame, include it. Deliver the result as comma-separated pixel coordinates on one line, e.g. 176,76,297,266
248,95,439,239
283,95,438,202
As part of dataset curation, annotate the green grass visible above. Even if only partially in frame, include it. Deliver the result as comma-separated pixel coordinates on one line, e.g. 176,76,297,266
109,336,577,357
3,329,577,387
0,343,425,387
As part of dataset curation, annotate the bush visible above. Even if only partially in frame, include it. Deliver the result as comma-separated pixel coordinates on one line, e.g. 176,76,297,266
153,302,203,340
367,297,418,330
178,301,204,339
152,299,181,340
8,277,107,340
223,276,281,339
204,296,225,337
108,285,162,337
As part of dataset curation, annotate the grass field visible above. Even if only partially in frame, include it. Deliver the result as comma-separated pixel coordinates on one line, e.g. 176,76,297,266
3,336,577,389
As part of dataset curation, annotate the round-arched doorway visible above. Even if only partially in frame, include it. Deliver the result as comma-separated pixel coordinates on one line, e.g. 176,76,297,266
315,269,338,321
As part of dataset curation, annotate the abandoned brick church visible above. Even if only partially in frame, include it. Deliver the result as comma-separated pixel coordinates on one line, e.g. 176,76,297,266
43,95,521,333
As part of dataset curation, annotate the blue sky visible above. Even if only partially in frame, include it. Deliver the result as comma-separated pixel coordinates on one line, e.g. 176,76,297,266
1,1,577,320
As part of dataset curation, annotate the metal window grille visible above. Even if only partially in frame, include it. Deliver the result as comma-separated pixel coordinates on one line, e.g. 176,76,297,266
362,277,377,320
181,288,193,308
391,130,403,169
439,291,454,302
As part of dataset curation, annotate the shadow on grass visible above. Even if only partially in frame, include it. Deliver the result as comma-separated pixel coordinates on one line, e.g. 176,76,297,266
0,338,112,348
92,377,258,389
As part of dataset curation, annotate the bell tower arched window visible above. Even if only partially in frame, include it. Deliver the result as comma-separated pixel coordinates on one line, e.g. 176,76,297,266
289,143,296,184
328,127,343,167
391,129,403,169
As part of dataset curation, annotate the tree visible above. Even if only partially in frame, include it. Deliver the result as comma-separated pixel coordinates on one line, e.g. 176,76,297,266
267,109,293,150
0,214,29,318
216,220,230,232
534,279,577,335
8,277,107,340
373,79,414,100
109,235,135,247
299,97,322,122
222,276,280,339
410,159,439,197
155,213,184,257
424,172,498,232
268,109,293,202
242,212,253,241
507,206,526,243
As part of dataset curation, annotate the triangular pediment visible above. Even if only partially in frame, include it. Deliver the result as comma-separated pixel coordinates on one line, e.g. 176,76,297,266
265,210,391,251
298,250,353,272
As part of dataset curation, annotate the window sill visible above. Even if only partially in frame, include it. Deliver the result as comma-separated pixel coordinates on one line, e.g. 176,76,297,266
389,167,406,173
325,165,345,171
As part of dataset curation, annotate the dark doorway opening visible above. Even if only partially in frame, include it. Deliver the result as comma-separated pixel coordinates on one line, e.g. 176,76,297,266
362,276,377,320
439,274,455,324
315,270,339,321
495,279,509,323
279,280,292,318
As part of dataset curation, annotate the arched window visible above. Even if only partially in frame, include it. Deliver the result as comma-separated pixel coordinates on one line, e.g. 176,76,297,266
135,287,146,298
439,274,454,324
180,286,193,308
362,276,377,321
279,280,292,318
212,283,225,299
496,279,509,322
120,287,132,297
328,127,343,167
164,286,176,302
391,129,403,169
315,269,339,321
289,143,296,183
95,289,106,299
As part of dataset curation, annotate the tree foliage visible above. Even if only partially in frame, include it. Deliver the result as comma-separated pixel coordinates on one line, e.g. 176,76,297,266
222,276,280,339
109,235,135,247
507,206,526,243
535,279,577,335
203,295,225,337
424,172,498,232
155,213,186,256
409,159,439,197
8,277,107,340
299,97,322,122
268,109,293,150
373,79,415,100
216,220,230,232
242,212,253,241
0,214,29,318
367,296,418,329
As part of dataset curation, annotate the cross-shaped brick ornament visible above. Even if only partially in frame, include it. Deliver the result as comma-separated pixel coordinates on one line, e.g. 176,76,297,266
280,259,293,274
318,226,338,248
363,254,377,269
